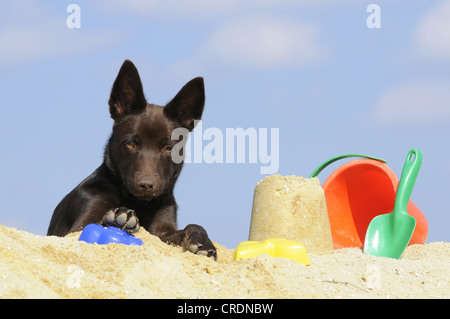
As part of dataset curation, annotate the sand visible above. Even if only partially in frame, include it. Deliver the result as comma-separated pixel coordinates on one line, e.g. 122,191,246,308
0,224,448,299
250,175,333,254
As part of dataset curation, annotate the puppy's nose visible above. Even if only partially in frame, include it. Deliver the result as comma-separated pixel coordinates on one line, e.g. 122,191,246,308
138,178,157,192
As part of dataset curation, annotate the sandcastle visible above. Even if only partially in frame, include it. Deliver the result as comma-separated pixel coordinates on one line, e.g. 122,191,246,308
249,174,333,255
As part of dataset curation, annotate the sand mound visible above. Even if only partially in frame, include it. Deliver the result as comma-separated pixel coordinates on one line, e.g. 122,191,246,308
0,224,448,298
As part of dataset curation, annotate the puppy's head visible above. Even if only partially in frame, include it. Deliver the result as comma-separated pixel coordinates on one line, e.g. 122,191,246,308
105,60,205,200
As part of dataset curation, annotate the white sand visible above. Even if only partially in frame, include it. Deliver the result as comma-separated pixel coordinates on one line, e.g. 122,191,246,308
0,224,448,298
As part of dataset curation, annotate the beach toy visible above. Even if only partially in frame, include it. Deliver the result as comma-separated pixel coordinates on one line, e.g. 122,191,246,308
79,223,143,246
235,238,310,265
311,153,427,249
249,175,333,255
310,154,387,178
364,149,422,259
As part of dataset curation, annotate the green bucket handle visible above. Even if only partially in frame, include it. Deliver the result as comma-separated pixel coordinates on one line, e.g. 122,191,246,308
309,154,387,179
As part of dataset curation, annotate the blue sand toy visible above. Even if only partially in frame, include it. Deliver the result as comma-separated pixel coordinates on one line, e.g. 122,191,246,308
79,223,143,246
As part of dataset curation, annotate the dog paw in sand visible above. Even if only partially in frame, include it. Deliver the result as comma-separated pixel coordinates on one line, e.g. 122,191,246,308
181,224,217,260
102,207,140,233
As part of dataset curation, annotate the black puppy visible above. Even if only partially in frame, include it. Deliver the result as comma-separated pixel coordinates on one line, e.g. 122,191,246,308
48,60,217,259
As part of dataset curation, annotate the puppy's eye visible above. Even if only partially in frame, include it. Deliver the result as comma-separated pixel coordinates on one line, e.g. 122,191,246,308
162,145,173,153
125,141,137,150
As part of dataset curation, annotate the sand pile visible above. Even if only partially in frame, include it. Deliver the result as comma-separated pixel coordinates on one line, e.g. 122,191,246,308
250,175,333,254
0,224,448,298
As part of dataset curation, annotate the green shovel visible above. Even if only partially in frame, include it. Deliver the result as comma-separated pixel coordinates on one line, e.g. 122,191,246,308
363,149,422,259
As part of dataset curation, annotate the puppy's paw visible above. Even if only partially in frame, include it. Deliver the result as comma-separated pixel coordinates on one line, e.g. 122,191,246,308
102,207,140,234
182,224,217,260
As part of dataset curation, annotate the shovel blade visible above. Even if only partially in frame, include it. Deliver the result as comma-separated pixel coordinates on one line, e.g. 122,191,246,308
363,212,416,259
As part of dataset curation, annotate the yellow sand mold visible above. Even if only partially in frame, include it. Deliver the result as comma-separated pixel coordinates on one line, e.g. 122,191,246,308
235,238,310,266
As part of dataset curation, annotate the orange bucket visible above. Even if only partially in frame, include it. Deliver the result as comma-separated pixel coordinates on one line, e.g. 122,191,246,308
311,156,428,249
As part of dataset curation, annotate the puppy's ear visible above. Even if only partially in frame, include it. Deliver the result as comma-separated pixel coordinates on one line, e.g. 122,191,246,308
108,60,147,122
164,77,205,131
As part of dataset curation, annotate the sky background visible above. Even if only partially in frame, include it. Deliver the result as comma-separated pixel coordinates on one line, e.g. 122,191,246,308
0,0,449,249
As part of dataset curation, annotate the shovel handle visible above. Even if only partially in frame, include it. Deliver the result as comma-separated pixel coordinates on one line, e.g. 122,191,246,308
394,149,422,212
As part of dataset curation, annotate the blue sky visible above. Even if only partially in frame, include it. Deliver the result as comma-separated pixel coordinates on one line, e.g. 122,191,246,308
0,0,449,249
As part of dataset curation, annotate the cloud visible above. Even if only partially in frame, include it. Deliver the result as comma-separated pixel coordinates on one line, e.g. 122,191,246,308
104,0,241,18
0,24,111,66
372,81,450,126
414,1,450,61
200,16,327,68
102,0,349,20
0,1,124,68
